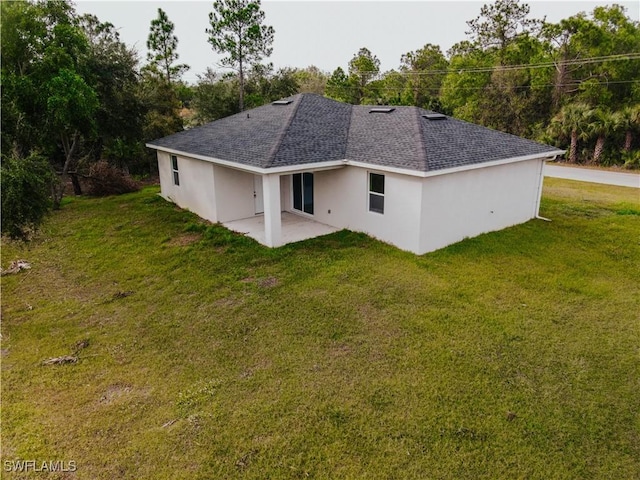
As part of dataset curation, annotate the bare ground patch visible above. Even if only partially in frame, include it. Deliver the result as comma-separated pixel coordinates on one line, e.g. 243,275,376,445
99,383,134,404
168,233,202,247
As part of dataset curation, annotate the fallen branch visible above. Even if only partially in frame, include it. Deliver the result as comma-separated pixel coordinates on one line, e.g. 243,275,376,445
1,260,31,276
42,355,78,366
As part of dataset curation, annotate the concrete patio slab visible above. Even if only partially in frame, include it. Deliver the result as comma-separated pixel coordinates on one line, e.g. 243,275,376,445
223,212,339,246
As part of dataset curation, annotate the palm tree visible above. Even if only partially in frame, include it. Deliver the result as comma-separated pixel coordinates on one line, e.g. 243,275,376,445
614,105,640,152
548,103,592,163
586,108,616,164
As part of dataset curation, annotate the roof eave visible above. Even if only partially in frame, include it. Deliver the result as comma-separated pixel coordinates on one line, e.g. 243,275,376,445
348,150,565,178
145,143,348,174
147,143,565,178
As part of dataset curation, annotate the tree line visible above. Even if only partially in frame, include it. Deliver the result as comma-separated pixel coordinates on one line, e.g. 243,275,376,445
188,1,640,169
322,2,640,169
2,0,639,240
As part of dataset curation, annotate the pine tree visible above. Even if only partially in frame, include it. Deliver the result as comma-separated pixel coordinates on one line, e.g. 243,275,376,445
206,0,274,111
146,8,189,84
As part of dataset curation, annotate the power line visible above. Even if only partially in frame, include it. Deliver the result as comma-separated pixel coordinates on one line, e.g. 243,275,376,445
328,79,640,94
180,53,640,84
439,79,640,92
360,53,640,78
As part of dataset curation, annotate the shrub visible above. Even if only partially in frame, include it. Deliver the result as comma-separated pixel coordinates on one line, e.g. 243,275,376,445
622,150,640,170
1,152,53,240
85,160,139,197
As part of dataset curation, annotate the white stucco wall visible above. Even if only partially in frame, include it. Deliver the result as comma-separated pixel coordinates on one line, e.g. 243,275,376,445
418,158,544,254
280,176,290,210
157,151,544,255
212,165,255,222
302,167,423,253
158,152,259,223
157,152,217,222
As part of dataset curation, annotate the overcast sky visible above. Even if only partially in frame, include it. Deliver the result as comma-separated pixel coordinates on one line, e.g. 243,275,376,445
75,0,640,84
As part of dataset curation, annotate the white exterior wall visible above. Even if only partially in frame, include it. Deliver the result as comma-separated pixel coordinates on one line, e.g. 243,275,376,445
280,176,290,210
419,158,543,254
157,151,545,255
157,152,217,222
306,167,423,253
212,165,255,222
157,152,258,223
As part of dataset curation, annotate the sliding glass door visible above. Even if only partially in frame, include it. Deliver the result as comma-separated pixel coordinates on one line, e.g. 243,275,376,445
292,173,314,215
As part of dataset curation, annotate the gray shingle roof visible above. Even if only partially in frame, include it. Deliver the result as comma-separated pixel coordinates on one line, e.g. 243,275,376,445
347,106,428,171
148,93,562,172
269,94,351,167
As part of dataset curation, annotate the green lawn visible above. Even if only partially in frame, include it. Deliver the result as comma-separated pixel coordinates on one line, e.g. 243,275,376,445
1,178,639,479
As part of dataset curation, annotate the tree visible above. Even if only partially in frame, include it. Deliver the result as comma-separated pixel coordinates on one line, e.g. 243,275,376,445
293,66,328,95
475,35,552,136
0,1,42,155
244,65,299,108
400,43,448,108
547,103,592,163
542,5,640,111
586,108,616,164
348,47,380,104
466,0,540,63
139,72,184,146
614,105,640,152
1,0,169,224
541,14,593,109
174,81,195,107
439,47,493,122
1,0,99,204
191,65,298,124
80,14,144,173
1,0,88,158
376,70,411,106
146,8,189,84
1,152,53,240
192,69,239,124
325,67,352,103
46,68,99,205
206,0,275,111
441,1,545,129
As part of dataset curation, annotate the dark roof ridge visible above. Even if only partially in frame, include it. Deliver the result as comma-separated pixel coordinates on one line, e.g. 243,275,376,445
345,100,354,159
264,93,304,168
414,107,430,171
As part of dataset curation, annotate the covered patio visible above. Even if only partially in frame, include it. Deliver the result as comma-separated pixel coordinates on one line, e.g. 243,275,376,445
223,212,339,247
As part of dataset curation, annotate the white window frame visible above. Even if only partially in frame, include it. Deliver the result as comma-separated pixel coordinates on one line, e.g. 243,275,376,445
368,172,385,214
171,155,180,186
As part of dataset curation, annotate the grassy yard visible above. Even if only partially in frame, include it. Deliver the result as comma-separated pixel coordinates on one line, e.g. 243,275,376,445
1,178,639,479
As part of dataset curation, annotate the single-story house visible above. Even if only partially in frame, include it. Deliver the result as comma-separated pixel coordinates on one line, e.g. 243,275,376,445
146,94,563,254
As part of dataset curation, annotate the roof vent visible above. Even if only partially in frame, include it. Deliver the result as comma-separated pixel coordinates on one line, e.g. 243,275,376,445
422,113,447,120
272,100,293,105
369,108,395,113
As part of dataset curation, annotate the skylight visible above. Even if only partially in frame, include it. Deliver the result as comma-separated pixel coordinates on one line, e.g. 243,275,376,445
272,100,293,105
369,108,395,113
422,113,447,120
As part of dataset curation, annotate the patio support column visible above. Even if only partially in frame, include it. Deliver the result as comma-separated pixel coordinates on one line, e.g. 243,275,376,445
263,173,282,247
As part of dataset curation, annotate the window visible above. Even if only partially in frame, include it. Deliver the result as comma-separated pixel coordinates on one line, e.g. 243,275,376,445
369,173,384,214
292,173,313,215
171,155,179,186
